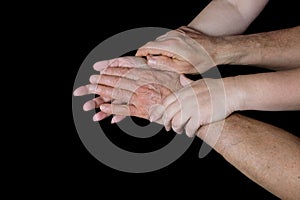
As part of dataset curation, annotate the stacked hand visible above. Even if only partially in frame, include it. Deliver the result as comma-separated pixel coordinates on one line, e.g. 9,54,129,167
149,78,236,137
74,56,192,124
136,26,218,74
74,27,236,137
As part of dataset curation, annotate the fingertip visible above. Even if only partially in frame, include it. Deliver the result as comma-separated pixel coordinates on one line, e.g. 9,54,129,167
147,57,157,65
83,100,95,111
93,112,109,122
186,131,195,138
135,49,142,57
93,60,108,71
136,48,149,57
173,126,183,134
111,118,115,124
89,75,99,84
149,104,164,122
165,126,171,132
73,86,86,96
112,115,126,123
93,114,99,122
93,62,100,71
100,104,110,113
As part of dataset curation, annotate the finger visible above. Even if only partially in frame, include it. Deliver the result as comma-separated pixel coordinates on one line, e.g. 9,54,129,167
136,47,176,58
89,74,139,92
100,67,148,82
94,85,134,103
162,101,181,132
171,111,186,134
149,104,165,122
93,111,111,122
185,118,201,138
100,103,136,117
111,115,126,124
146,55,177,72
100,67,131,76
179,74,193,86
93,56,147,71
73,85,98,96
148,92,178,122
83,97,105,111
162,92,178,109
110,99,126,124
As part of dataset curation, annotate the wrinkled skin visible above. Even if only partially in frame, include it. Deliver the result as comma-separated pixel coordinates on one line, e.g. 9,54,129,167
73,56,191,123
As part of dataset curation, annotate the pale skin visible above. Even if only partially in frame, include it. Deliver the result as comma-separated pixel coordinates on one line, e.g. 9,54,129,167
74,0,300,198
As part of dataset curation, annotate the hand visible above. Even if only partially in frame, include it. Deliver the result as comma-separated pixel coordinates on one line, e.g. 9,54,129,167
73,56,150,123
73,56,192,123
136,26,218,74
149,77,238,137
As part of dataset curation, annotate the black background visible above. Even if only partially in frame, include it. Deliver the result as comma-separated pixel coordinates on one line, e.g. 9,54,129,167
25,0,300,199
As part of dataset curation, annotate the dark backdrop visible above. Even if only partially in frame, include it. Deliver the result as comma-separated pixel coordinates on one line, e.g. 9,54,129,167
58,0,299,199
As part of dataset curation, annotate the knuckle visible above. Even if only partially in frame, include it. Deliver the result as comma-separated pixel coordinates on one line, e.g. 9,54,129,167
111,88,120,98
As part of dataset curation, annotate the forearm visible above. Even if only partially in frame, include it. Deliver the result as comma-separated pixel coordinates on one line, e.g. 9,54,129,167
231,68,300,111
188,0,268,36
215,26,300,70
197,114,300,199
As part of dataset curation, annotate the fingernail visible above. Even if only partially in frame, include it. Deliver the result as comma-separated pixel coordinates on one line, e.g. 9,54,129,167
186,132,194,138
100,105,107,112
73,86,85,96
73,89,79,96
89,75,98,83
83,101,94,111
147,58,156,65
93,115,98,122
111,118,115,124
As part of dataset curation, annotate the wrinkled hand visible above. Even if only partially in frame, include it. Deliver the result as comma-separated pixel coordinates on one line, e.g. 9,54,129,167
73,56,192,123
136,26,217,74
150,78,237,137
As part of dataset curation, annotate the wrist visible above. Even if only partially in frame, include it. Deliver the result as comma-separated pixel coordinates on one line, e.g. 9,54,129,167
223,76,245,113
213,35,261,66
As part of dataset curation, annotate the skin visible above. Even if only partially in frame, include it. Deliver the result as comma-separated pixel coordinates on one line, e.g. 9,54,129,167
198,114,300,200
150,67,300,137
73,57,191,123
137,25,300,135
74,71,300,199
136,27,217,74
150,77,238,137
136,0,270,73
189,0,269,36
137,25,300,73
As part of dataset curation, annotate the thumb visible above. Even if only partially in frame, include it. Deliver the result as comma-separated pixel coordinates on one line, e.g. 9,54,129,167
147,55,176,72
180,74,193,86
